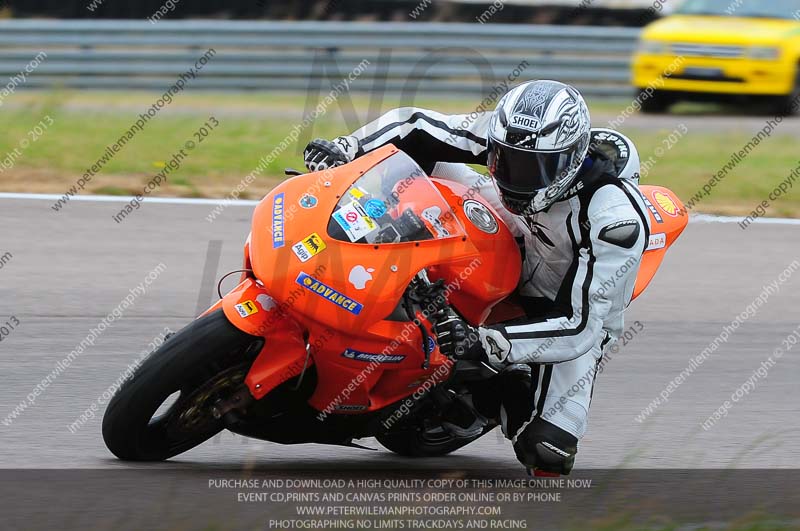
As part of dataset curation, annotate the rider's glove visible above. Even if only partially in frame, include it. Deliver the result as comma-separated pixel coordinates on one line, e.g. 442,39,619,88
433,313,485,361
303,136,359,172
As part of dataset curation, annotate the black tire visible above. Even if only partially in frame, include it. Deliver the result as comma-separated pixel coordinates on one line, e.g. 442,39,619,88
376,423,496,458
772,69,800,116
638,89,675,114
102,310,263,461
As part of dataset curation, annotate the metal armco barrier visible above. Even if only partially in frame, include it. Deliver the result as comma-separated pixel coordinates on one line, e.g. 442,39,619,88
0,20,641,97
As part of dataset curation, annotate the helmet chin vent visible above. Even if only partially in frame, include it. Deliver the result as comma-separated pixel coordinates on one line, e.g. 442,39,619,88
496,184,535,216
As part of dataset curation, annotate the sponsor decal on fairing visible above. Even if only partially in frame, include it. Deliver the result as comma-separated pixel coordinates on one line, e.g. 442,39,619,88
292,232,326,262
271,193,286,248
341,348,406,364
296,272,363,315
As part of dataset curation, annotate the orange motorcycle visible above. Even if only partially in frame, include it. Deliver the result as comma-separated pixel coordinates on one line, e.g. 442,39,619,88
102,144,686,461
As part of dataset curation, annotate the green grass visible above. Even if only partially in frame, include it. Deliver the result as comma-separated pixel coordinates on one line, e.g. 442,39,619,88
633,130,800,217
1,106,291,180
1,90,799,216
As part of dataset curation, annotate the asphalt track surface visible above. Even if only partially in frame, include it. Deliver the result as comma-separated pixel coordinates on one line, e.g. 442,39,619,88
1,196,799,472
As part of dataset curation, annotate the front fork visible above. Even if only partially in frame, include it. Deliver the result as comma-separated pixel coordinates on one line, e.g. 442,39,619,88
201,277,310,401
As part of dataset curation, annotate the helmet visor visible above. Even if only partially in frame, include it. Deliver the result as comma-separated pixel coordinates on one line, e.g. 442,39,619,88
487,137,585,195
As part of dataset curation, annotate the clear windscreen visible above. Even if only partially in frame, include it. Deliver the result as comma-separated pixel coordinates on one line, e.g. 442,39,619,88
327,151,466,244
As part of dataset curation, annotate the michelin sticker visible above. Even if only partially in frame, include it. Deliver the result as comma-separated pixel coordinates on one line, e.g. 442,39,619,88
335,404,368,411
342,348,405,364
296,272,363,315
332,200,378,242
292,232,327,262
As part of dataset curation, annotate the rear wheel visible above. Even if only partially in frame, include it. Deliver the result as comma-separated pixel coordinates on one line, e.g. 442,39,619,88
102,310,263,461
377,422,496,457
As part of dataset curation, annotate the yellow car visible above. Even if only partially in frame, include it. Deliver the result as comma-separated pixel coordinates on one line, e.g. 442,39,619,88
632,0,800,114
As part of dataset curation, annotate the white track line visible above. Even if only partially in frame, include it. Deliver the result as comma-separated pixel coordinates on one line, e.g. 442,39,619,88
2,192,800,226
691,214,800,226
0,192,260,206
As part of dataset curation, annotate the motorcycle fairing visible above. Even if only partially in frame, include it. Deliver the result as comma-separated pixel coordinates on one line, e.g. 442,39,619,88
632,185,688,300
219,277,310,400
427,178,522,325
231,146,523,414
248,146,482,334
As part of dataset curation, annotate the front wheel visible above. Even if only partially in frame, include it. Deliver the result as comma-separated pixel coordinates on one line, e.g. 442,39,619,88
772,70,800,116
102,310,263,461
638,89,675,114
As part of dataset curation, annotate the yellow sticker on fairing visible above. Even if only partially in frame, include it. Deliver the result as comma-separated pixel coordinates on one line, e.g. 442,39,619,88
652,190,680,217
292,232,327,262
348,187,365,199
234,300,259,318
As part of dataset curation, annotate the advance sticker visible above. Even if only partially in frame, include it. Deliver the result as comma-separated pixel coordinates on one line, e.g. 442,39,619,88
296,272,363,315
332,200,378,242
271,192,285,248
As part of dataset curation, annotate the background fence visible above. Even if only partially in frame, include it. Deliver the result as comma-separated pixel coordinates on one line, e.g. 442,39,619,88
0,20,642,97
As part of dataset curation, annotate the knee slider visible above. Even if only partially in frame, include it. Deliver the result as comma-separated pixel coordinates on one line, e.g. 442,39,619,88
513,417,578,475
